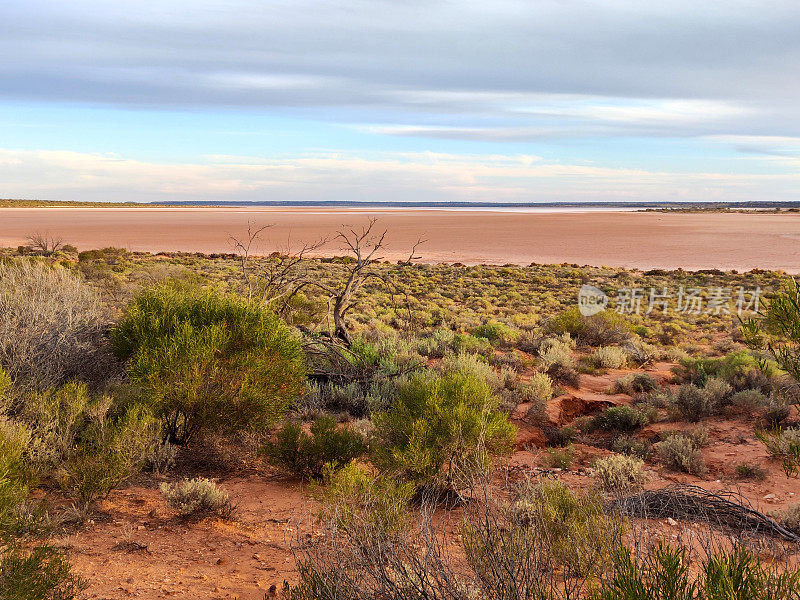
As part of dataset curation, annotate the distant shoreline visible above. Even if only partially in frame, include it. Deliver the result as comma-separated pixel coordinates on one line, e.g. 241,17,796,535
3,198,800,211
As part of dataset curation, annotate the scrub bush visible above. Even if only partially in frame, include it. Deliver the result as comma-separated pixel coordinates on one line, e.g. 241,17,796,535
593,454,648,494
112,285,306,443
372,372,515,489
0,260,112,391
265,415,366,480
160,477,231,518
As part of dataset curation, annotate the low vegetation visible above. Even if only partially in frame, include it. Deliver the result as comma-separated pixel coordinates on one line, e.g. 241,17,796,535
160,477,232,518
0,232,799,596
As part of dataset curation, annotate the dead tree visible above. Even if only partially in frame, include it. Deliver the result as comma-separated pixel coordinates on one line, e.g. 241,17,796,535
25,231,64,256
229,222,327,317
231,218,422,346
331,219,388,344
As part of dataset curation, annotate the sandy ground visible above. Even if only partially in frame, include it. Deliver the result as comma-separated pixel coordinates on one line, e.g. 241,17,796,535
2,207,800,271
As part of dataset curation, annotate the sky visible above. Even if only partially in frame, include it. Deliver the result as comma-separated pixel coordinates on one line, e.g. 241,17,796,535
1,0,799,204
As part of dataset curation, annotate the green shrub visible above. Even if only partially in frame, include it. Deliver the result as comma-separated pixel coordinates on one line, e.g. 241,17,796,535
683,351,770,392
439,352,501,390
592,346,627,370
19,381,94,470
756,427,800,477
59,404,159,508
593,406,648,433
548,307,631,346
112,285,306,443
265,415,366,480
160,477,231,518
507,480,622,576
0,418,31,535
703,549,800,600
316,462,414,535
541,445,574,470
372,372,516,489
471,321,518,345
0,367,10,410
0,545,85,600
452,334,492,356
653,434,707,475
593,454,648,494
612,435,651,460
592,542,696,600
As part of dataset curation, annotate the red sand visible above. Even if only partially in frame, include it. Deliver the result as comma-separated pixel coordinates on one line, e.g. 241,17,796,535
2,207,800,272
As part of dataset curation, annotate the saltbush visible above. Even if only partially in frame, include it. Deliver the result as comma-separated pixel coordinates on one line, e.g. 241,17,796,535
614,372,658,395
593,454,648,494
112,285,306,443
653,433,707,475
591,346,627,370
756,427,800,477
611,434,651,460
160,477,231,518
672,384,714,422
520,372,553,403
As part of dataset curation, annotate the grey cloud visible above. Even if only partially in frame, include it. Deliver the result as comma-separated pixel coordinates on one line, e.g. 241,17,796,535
1,0,799,141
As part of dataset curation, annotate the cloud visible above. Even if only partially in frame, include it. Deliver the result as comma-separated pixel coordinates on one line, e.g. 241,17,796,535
1,147,797,204
0,0,798,143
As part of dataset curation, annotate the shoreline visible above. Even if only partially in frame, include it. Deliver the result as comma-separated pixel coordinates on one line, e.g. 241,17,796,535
2,206,800,272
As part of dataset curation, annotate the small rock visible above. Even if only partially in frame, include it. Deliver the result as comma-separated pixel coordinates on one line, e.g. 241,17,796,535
667,517,678,527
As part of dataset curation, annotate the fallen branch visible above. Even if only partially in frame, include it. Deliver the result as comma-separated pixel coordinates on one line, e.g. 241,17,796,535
609,484,800,544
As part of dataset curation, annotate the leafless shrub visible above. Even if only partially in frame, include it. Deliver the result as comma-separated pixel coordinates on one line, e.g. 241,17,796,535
232,218,422,346
24,231,65,256
0,259,117,391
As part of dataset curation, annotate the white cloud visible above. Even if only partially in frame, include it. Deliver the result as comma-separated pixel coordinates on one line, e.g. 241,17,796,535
0,147,796,204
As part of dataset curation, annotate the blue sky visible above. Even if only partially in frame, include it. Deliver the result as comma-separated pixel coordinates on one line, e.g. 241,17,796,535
1,0,798,203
